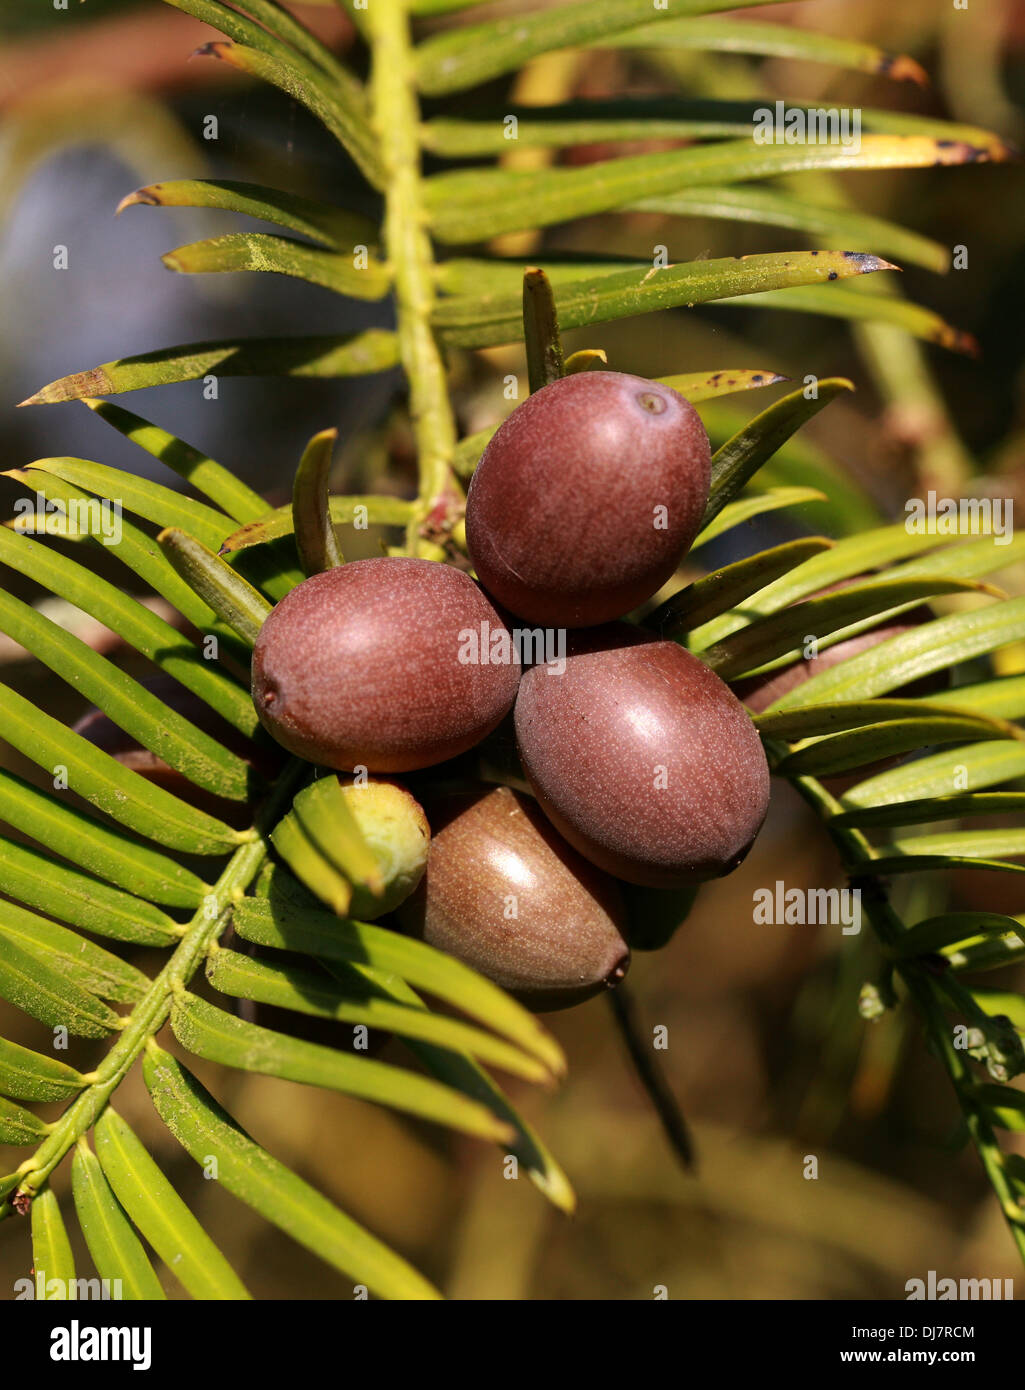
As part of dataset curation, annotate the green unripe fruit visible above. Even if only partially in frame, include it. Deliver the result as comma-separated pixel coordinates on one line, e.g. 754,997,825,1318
338,778,430,920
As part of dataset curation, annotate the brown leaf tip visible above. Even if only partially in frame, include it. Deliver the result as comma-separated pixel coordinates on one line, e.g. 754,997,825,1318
193,40,232,60
19,366,111,408
116,188,160,216
940,328,980,357
933,139,998,166
877,53,930,88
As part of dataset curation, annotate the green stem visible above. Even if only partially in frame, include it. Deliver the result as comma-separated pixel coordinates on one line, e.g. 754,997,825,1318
788,763,1025,1263
366,0,459,554
10,759,306,1210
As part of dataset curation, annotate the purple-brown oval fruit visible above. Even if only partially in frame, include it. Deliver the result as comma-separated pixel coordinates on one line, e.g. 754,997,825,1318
398,786,629,1011
465,372,711,627
252,558,521,772
515,626,770,887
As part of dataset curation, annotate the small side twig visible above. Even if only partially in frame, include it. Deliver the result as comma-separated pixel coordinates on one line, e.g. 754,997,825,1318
607,982,696,1172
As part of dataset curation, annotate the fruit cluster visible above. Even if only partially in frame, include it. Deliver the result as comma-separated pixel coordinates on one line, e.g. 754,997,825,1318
250,372,773,1009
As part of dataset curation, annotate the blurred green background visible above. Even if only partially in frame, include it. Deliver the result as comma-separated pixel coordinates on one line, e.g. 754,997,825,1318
1,0,1023,1299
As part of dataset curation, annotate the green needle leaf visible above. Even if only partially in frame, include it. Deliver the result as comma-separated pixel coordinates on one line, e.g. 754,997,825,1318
523,268,565,393
0,524,258,738
596,16,928,82
82,398,267,522
71,1140,166,1301
203,0,354,77
637,185,947,274
645,538,832,637
892,913,1025,958
701,378,853,530
20,332,400,406
160,0,379,183
94,1109,250,1300
701,576,993,680
723,282,977,355
118,179,377,254
22,456,233,550
888,829,1025,861
414,0,777,94
768,597,1025,711
0,1095,49,1145
0,1037,85,1104
171,992,516,1143
692,487,827,549
776,717,1022,777
326,963,575,1213
158,527,271,645
0,900,151,1005
756,701,1016,741
7,469,256,668
144,1045,441,1300
832,793,1025,829
425,98,1007,157
0,766,207,912
271,812,354,917
690,523,954,649
0,935,120,1039
219,494,417,553
660,367,789,402
293,429,344,574
424,134,999,243
841,741,1025,808
232,898,566,1078
290,776,383,894
920,675,1025,723
433,254,894,347
0,679,242,857
162,233,390,301
196,37,380,188
31,1187,76,1297
694,528,1025,651
0,586,254,801
206,949,553,1086
853,854,1025,879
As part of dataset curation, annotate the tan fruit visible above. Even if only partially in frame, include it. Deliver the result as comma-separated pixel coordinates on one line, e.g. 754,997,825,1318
398,785,629,1011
